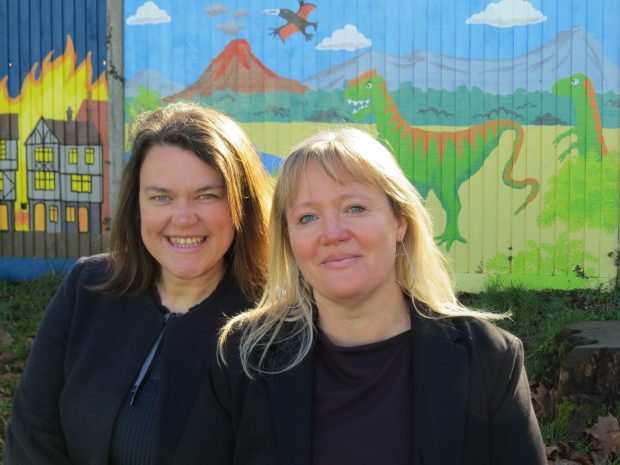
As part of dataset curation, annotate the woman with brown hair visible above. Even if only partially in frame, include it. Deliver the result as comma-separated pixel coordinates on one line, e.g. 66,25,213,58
5,102,272,465
175,127,546,465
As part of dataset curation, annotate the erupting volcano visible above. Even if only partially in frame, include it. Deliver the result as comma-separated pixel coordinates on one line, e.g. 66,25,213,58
166,39,308,100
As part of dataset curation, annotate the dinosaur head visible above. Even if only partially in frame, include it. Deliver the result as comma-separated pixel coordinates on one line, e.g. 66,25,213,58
344,69,384,120
552,73,589,98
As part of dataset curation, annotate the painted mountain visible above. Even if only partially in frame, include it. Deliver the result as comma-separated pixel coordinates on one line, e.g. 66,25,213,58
166,39,308,100
303,26,620,95
126,69,184,98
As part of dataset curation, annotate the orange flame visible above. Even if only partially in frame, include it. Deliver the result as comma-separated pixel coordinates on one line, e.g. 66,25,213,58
0,35,108,230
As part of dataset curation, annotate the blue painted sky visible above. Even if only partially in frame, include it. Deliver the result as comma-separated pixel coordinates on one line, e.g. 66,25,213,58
0,0,617,96
123,0,620,85
0,0,106,98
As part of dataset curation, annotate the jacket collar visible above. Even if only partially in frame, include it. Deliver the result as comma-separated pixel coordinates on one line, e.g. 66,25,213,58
268,308,469,465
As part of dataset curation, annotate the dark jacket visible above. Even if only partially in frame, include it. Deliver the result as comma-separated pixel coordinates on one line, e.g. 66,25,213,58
174,310,547,465
4,254,251,465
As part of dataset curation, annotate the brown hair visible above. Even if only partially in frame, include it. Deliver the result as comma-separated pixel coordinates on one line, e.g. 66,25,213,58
97,102,272,300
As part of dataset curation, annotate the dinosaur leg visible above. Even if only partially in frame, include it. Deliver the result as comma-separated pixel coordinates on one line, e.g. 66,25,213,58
434,187,467,251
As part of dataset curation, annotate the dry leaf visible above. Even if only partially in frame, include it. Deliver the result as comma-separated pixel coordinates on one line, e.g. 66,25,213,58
0,351,17,365
532,382,557,419
568,450,594,465
546,445,560,459
584,414,620,464
0,330,14,347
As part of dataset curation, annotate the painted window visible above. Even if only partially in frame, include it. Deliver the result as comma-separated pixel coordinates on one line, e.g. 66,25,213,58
79,206,89,232
0,140,5,160
68,148,78,164
66,207,76,222
85,147,95,165
0,171,3,191
50,205,59,223
0,204,8,231
35,147,53,162
34,171,55,190
34,203,46,231
71,174,92,192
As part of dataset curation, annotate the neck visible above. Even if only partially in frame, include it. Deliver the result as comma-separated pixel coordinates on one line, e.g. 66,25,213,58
157,268,225,313
315,283,410,347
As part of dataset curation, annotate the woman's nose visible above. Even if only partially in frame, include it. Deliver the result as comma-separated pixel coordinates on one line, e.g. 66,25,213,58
321,214,350,243
171,201,198,226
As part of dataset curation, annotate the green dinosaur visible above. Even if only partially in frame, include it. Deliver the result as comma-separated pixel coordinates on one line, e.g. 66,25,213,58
344,69,539,250
552,73,608,161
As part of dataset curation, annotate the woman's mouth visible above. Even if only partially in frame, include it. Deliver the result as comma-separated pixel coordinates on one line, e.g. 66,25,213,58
168,236,206,248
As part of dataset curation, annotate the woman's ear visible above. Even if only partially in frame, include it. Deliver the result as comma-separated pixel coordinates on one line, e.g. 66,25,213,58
396,216,408,243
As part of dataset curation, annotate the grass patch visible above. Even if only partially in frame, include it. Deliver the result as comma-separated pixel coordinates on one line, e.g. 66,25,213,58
459,278,620,382
0,272,63,461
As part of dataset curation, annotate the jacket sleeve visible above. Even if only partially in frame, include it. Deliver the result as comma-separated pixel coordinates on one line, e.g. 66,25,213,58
488,336,547,465
3,264,82,465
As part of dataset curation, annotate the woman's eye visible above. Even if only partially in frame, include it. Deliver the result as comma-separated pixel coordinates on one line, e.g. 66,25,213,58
348,205,365,214
198,193,215,200
152,195,170,201
299,214,316,224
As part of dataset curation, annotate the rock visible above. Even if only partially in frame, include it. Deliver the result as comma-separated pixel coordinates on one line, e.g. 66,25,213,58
555,321,620,430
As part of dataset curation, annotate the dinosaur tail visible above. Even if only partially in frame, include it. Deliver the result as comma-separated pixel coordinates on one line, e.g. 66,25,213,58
499,119,539,214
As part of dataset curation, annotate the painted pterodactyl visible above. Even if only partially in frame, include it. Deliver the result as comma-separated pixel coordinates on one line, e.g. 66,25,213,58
263,0,318,42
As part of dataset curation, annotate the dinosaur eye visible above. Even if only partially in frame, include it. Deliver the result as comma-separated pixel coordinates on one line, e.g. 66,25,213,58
571,78,580,85
365,82,373,89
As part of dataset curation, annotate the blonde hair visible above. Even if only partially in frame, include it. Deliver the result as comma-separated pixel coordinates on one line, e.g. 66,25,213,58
220,127,502,376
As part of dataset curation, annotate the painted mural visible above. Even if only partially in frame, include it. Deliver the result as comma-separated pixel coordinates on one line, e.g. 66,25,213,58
0,0,108,277
123,0,619,291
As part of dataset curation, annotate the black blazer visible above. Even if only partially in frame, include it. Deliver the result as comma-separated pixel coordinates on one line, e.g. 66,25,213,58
4,255,251,465
174,310,547,465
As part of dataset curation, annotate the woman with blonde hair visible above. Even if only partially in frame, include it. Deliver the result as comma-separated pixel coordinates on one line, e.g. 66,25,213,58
175,127,546,465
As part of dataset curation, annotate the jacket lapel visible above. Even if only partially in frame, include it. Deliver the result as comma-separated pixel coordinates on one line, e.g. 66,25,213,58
411,314,469,465
269,349,314,465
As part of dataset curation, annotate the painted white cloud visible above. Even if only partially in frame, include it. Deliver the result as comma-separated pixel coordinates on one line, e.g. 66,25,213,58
217,19,244,35
205,4,228,16
316,24,371,52
233,8,249,18
466,0,547,28
126,1,170,25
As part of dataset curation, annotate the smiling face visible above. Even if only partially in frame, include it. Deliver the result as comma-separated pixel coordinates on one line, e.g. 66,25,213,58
139,144,235,289
286,161,407,310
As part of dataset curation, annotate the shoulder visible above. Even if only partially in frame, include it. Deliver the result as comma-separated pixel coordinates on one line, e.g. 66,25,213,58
451,316,521,354
415,312,523,367
65,253,111,288
47,254,111,307
447,317,525,393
